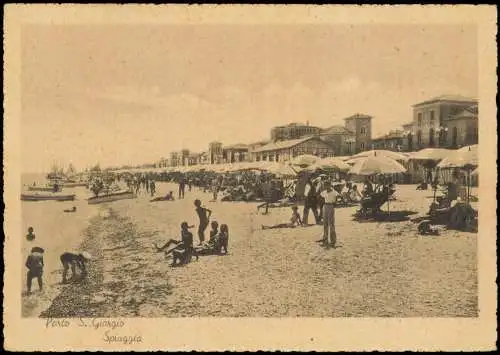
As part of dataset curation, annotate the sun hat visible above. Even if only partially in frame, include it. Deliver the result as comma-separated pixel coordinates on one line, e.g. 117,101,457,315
31,246,44,253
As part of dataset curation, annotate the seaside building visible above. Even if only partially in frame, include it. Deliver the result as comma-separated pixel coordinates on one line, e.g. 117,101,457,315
270,122,322,141
250,136,335,163
169,151,181,167
180,149,190,166
208,141,223,165
403,95,478,150
222,144,250,163
343,113,373,154
371,130,405,151
318,125,357,156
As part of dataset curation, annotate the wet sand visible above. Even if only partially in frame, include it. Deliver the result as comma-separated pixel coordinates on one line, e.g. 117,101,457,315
32,182,477,318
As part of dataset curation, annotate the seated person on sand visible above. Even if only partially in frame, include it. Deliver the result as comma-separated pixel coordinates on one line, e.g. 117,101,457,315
348,185,363,203
64,206,77,213
150,191,175,202
153,222,196,266
60,251,91,283
262,206,303,230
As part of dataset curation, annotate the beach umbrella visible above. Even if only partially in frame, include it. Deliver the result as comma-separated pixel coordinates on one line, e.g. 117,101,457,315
437,145,478,170
437,145,478,204
350,149,410,163
290,154,320,167
348,155,407,176
410,148,454,162
262,162,298,177
305,157,350,173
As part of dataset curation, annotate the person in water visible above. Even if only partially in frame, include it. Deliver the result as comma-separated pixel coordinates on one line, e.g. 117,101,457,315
194,199,212,244
60,252,91,283
26,227,35,241
25,247,44,294
262,206,303,229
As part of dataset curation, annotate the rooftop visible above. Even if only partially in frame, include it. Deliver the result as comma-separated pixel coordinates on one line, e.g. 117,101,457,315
223,143,249,150
321,125,355,135
413,95,478,107
372,130,405,141
344,113,373,120
252,136,323,153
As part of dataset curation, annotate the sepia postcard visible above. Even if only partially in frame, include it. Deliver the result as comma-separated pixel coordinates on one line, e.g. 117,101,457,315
3,4,497,351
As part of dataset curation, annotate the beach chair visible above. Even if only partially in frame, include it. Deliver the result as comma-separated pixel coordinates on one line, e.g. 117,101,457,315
356,193,388,217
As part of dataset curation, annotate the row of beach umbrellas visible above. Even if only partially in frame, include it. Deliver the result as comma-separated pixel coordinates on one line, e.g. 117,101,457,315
113,146,477,182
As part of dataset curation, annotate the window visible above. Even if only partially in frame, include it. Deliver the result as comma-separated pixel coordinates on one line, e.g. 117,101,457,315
360,142,365,151
360,127,366,135
417,112,423,126
417,130,422,147
430,110,435,125
429,128,435,147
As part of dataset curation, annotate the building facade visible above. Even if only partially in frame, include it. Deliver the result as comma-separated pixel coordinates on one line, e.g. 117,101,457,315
404,95,478,150
344,113,373,153
169,151,181,167
318,125,357,156
251,136,335,163
371,130,405,151
270,122,323,142
222,144,250,163
208,141,223,164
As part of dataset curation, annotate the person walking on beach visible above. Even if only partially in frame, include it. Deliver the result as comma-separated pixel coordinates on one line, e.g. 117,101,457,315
150,180,156,197
25,247,44,295
303,178,320,225
145,178,150,194
194,199,212,245
320,182,339,248
179,175,186,199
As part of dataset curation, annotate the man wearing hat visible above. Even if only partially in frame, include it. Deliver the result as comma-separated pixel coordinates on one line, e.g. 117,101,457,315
25,247,44,294
320,181,339,248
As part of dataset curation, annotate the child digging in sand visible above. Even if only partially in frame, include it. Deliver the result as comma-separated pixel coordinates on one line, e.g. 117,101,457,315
154,222,196,266
262,206,303,230
60,251,92,283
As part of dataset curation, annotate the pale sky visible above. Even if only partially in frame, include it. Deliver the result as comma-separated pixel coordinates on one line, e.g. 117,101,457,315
21,24,477,172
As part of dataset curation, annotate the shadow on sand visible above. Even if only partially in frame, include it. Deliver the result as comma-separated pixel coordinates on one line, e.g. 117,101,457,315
352,210,418,223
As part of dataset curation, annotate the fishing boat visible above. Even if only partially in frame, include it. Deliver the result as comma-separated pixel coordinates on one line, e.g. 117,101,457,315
21,193,76,201
87,190,136,204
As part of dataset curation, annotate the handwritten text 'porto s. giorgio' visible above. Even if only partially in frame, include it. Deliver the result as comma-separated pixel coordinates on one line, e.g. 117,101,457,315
44,318,143,345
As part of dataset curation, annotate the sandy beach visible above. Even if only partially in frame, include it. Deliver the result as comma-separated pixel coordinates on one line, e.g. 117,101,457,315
23,181,478,318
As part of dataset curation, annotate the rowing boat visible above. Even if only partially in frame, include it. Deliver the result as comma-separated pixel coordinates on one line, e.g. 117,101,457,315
87,191,136,204
21,193,76,201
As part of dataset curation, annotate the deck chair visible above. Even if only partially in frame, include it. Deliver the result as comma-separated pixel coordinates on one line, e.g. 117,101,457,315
357,192,390,217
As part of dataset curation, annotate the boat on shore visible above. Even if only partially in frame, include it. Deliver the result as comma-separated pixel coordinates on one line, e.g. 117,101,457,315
21,193,76,201
87,190,136,204
62,182,88,188
28,186,62,192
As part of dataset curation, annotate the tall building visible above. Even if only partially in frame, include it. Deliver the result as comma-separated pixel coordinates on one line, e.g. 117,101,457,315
222,144,250,163
318,125,357,156
406,95,478,150
169,151,180,167
270,122,322,142
343,113,373,153
208,141,223,164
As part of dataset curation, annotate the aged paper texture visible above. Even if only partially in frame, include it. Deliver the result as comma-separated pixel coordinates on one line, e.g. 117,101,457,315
3,4,497,351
